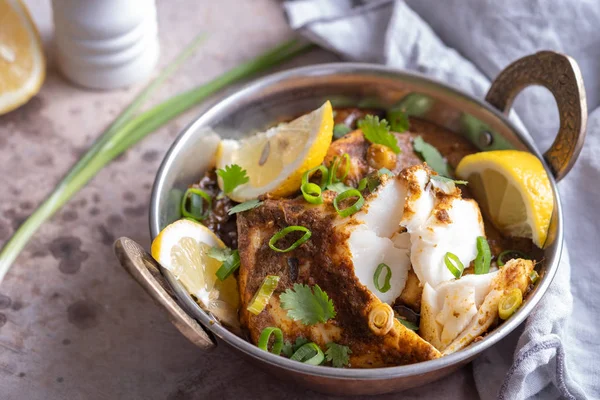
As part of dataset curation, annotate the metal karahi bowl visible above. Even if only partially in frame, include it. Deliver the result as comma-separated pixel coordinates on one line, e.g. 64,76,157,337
114,51,586,395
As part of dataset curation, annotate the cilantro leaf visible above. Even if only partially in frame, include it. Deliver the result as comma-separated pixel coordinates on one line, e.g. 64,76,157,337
326,182,353,193
386,107,410,133
227,199,263,215
280,283,336,325
325,342,352,368
396,318,419,331
412,136,450,177
282,337,311,358
357,115,401,154
430,175,468,185
333,123,351,139
216,164,249,194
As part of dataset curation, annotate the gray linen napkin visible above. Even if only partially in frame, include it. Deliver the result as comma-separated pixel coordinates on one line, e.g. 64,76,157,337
283,1,600,399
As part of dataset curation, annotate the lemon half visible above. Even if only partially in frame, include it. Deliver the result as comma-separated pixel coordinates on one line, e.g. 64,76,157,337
151,219,240,328
456,150,553,248
216,101,334,202
0,0,45,115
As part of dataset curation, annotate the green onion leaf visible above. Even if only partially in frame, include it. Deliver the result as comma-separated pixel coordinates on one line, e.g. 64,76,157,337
282,337,310,357
290,342,325,365
216,164,249,194
396,318,419,331
333,123,352,139
325,342,352,368
328,153,351,185
215,249,240,280
0,38,314,283
258,327,284,355
497,249,531,267
227,199,263,215
333,189,365,217
444,252,465,279
247,275,280,315
301,182,323,204
474,236,491,274
386,107,410,133
326,182,354,193
413,136,451,177
373,263,392,293
302,165,329,189
180,188,212,221
269,226,312,253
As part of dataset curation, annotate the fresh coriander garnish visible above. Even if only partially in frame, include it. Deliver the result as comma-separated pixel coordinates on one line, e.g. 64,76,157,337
396,318,419,331
216,164,249,194
227,199,263,215
326,182,354,193
207,246,232,262
430,175,468,185
333,123,351,139
280,283,336,325
282,337,310,357
357,115,401,154
325,342,352,368
412,136,450,177
386,107,410,132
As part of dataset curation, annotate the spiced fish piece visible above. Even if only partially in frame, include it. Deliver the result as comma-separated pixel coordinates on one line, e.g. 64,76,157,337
237,179,441,367
420,258,534,355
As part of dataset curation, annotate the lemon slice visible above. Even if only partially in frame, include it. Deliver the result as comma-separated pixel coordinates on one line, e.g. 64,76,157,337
216,101,334,202
0,0,45,115
151,219,240,328
456,150,553,248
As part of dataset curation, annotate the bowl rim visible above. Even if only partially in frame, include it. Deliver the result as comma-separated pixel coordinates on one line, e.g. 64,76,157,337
150,62,563,379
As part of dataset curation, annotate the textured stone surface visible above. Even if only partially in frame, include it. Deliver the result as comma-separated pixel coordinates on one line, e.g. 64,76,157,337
0,1,479,399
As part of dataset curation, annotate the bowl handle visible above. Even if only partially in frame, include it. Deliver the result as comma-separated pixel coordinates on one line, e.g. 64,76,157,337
485,51,587,182
114,237,216,350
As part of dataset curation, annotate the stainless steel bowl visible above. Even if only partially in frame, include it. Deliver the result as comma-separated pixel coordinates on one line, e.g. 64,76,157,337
115,51,586,395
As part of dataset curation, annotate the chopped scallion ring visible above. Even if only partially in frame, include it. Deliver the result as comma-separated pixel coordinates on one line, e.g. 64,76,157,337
290,342,325,365
474,236,491,274
302,165,328,189
180,188,212,221
268,226,312,253
328,153,351,185
373,263,392,293
498,288,523,320
497,249,531,267
247,275,280,315
333,189,365,217
529,270,540,284
215,249,240,281
258,327,284,355
301,182,323,204
444,252,464,279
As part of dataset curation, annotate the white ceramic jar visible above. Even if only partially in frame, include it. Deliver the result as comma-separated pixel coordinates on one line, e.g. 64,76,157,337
52,0,159,90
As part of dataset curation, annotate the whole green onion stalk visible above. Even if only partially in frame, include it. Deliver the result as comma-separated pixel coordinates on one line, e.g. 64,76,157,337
0,37,313,283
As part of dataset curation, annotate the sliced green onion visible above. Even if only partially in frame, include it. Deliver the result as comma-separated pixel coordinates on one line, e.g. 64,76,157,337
258,327,284,355
180,188,212,221
328,153,351,185
333,123,351,139
444,252,464,279
396,318,419,331
290,342,325,365
301,182,323,204
268,226,312,253
302,165,328,189
326,182,353,193
497,249,531,267
474,236,491,274
247,275,280,315
498,288,523,320
373,263,392,293
333,189,365,217
529,270,540,284
215,249,240,280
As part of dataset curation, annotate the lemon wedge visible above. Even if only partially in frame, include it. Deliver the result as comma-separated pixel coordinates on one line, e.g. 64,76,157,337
0,0,45,115
151,219,240,328
456,150,553,248
216,101,334,202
